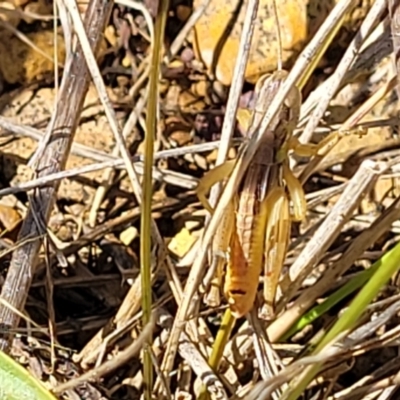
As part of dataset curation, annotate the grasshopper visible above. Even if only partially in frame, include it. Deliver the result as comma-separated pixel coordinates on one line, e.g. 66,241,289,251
197,68,336,319
196,0,353,319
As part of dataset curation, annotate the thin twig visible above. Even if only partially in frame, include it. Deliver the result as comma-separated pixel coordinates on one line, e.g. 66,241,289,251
53,317,155,394
207,0,255,200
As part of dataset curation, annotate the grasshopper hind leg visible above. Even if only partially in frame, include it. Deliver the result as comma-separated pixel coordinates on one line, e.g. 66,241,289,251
259,162,307,319
260,186,291,320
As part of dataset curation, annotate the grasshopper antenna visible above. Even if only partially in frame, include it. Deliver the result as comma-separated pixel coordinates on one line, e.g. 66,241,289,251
272,0,283,71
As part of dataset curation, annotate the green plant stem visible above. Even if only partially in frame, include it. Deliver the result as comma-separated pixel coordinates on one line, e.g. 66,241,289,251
209,309,236,370
141,2,169,399
198,309,236,400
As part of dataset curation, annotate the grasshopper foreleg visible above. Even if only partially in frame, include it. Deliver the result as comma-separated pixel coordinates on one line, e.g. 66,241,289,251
196,159,236,214
196,160,237,307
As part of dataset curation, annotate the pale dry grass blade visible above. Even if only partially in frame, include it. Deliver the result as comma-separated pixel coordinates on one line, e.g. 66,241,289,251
299,18,392,123
244,336,350,400
268,159,387,341
88,2,153,227
276,194,400,341
287,0,354,91
0,115,234,165
0,5,54,21
250,313,285,400
56,0,72,59
389,0,400,98
179,331,228,400
0,162,198,198
299,0,387,144
208,0,258,203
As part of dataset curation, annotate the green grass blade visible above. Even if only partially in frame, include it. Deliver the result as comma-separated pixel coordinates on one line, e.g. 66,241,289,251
141,1,169,399
0,350,57,400
281,254,385,340
283,241,400,400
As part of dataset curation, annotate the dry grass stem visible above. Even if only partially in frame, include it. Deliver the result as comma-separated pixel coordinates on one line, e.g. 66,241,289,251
0,0,113,352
